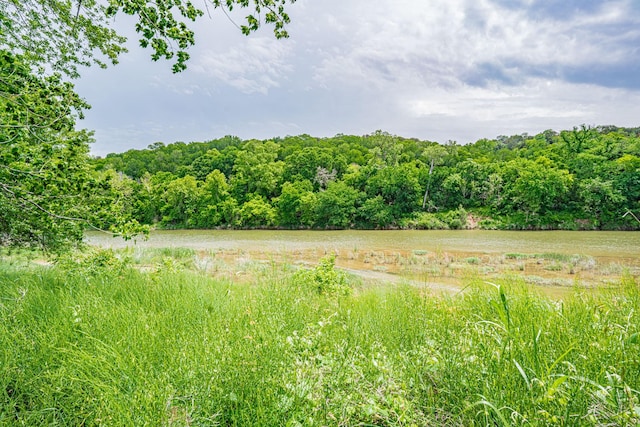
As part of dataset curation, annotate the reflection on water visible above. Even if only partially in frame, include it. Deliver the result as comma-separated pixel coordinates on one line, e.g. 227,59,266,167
86,230,639,259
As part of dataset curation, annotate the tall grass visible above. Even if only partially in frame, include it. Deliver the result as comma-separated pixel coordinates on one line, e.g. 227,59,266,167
0,254,638,425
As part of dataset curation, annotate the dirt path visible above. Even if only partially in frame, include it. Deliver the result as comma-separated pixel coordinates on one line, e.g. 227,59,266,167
339,267,461,293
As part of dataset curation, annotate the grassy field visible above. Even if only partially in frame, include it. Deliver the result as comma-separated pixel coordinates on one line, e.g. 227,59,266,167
1,248,639,425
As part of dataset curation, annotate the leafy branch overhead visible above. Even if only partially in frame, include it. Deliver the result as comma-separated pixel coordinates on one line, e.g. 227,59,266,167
0,51,94,250
109,0,296,72
0,0,127,78
0,0,296,75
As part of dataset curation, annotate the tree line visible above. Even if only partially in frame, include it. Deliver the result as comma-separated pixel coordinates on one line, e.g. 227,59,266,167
5,2,638,253
1,0,294,252
91,126,640,231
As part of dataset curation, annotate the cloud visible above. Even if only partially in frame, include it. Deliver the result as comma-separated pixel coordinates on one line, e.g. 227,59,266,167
76,0,640,155
192,36,294,94
308,0,640,91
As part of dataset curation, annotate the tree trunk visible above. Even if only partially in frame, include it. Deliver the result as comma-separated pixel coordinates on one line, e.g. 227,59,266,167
422,158,435,209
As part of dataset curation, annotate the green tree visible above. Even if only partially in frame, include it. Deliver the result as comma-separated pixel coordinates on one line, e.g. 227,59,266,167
231,140,284,202
501,158,574,222
0,0,296,250
276,180,314,227
91,169,142,229
191,149,224,181
283,147,346,190
147,171,176,222
613,154,640,215
365,163,422,222
0,51,110,251
199,169,230,227
421,144,447,209
358,196,394,228
132,172,156,224
158,175,202,228
440,172,468,208
577,178,625,227
220,197,241,227
367,130,402,168
438,160,491,209
314,181,362,228
238,196,276,228
560,125,596,156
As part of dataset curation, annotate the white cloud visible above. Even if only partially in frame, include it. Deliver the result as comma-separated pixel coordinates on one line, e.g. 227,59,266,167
407,79,592,121
308,0,640,91
192,36,294,94
77,0,640,155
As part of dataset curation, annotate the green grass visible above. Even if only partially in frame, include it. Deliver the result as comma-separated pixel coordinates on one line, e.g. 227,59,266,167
1,252,639,425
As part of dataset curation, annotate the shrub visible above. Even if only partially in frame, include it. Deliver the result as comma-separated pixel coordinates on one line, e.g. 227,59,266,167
293,255,351,296
55,247,131,278
410,212,448,230
441,207,467,229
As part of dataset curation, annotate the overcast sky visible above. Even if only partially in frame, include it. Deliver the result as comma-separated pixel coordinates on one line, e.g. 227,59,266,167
75,0,640,156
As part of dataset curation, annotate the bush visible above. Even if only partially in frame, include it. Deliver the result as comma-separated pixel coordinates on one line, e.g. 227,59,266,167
441,207,467,229
292,255,351,296
478,217,504,230
55,247,131,278
409,212,448,230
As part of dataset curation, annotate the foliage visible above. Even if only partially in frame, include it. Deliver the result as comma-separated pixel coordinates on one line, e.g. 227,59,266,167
314,181,362,228
1,0,297,252
231,140,284,202
292,254,351,296
0,51,101,251
199,169,230,226
1,259,639,425
276,180,314,227
1,0,297,75
365,162,422,223
93,126,640,231
238,195,276,227
359,195,394,228
158,175,202,228
404,207,468,230
501,158,574,220
283,147,346,189
406,212,449,230
54,247,131,278
0,0,126,77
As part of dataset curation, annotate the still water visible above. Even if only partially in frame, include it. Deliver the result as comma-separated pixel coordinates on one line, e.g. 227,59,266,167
86,230,639,259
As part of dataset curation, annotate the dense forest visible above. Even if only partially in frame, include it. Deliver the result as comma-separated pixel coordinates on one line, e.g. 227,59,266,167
91,126,640,231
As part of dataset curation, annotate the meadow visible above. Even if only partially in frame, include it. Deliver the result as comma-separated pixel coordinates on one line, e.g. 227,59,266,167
1,248,639,426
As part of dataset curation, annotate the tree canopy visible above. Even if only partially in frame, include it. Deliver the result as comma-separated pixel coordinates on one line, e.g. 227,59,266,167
92,128,640,231
0,0,296,251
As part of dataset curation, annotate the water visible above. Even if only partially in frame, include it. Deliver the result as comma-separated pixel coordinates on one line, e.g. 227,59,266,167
84,230,639,294
86,229,639,259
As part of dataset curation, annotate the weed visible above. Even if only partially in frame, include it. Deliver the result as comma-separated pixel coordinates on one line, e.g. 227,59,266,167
544,263,564,272
292,255,352,296
505,253,530,260
1,259,638,425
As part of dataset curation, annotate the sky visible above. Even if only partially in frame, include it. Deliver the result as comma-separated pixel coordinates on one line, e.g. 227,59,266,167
75,0,640,156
